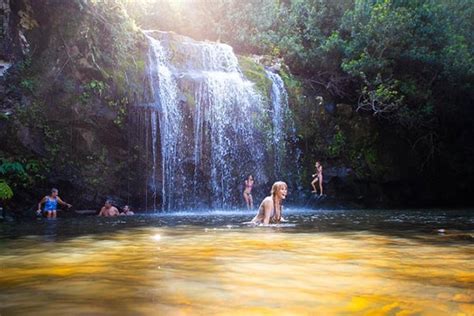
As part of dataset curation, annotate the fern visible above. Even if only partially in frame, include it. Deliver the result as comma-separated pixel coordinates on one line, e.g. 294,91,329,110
0,160,26,175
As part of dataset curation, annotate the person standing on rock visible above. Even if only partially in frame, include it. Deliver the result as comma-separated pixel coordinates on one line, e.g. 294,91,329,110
243,175,254,210
311,161,324,196
37,188,72,218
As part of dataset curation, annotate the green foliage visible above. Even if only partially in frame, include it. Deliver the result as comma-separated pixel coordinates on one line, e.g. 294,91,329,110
17,57,32,72
0,113,9,121
107,96,129,126
339,0,473,126
0,181,14,200
0,160,26,175
20,78,36,93
356,74,404,117
122,0,278,53
86,80,106,96
238,56,272,98
328,129,346,158
80,78,130,126
80,80,107,104
0,157,46,200
279,68,303,97
124,0,472,125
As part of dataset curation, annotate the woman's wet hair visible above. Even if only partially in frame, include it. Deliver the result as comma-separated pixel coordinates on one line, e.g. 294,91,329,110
270,181,287,196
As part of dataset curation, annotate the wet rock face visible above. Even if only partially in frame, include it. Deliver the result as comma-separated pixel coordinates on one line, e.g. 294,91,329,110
335,103,352,118
0,1,147,211
1,0,36,61
282,73,419,208
0,0,12,59
16,125,47,156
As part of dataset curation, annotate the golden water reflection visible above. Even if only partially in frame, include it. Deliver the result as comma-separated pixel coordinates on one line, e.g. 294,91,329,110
0,227,473,315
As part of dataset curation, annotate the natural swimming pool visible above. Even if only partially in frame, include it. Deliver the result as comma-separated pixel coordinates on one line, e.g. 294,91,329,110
0,208,473,315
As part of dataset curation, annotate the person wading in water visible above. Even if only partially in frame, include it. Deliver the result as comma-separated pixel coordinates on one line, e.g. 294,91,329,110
37,188,72,218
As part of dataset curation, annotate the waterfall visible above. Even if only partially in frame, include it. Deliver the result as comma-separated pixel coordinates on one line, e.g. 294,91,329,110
145,34,185,211
143,31,268,210
265,70,289,177
266,69,302,191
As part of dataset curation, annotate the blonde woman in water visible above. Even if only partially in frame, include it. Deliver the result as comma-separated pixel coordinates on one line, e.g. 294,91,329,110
251,181,287,225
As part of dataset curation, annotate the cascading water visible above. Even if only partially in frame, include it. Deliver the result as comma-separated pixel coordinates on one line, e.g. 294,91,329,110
145,34,184,211
265,69,302,192
265,70,289,177
143,31,269,210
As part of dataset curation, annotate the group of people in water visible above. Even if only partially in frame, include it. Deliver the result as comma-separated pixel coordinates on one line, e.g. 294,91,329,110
36,188,134,218
98,200,134,217
36,161,324,224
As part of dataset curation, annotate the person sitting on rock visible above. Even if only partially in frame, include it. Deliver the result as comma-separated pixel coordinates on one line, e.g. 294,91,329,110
120,205,134,216
98,200,120,217
311,161,324,196
37,188,72,218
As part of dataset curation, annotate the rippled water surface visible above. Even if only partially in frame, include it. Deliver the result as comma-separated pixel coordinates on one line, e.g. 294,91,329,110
1,209,473,315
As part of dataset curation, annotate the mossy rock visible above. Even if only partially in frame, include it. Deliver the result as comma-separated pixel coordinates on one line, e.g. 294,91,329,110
237,55,272,99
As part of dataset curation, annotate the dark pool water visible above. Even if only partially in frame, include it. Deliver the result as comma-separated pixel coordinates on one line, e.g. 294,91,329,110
1,208,473,315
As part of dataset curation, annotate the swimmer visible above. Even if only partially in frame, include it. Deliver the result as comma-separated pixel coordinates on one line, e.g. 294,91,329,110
98,200,120,217
120,205,134,216
250,181,287,225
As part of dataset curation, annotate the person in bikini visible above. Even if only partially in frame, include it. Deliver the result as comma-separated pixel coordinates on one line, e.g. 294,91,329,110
311,161,324,196
243,175,254,210
250,181,287,225
37,188,72,218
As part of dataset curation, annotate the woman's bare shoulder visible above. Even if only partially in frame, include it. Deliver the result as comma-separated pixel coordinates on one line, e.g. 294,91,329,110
262,196,273,205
